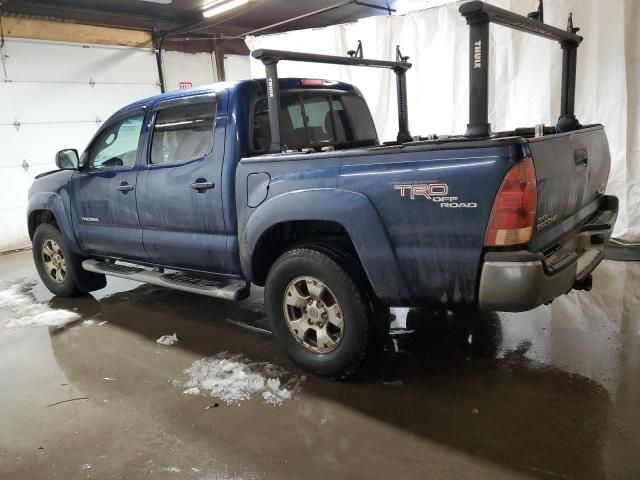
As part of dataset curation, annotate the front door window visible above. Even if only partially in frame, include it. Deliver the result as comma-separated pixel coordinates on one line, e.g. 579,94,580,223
87,113,144,170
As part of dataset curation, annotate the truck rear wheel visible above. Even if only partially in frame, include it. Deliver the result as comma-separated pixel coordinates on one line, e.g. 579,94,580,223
33,223,83,297
265,247,382,379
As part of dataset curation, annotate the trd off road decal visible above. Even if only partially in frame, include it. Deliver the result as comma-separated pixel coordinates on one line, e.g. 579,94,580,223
392,182,477,208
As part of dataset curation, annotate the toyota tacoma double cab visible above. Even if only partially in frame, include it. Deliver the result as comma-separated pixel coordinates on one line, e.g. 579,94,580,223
28,1,617,378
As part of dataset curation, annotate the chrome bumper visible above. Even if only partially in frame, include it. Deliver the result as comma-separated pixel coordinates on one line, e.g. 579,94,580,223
478,196,617,312
478,251,603,312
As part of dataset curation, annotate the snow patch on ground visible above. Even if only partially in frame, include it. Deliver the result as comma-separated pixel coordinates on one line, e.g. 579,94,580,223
175,352,304,406
157,333,179,346
0,282,80,329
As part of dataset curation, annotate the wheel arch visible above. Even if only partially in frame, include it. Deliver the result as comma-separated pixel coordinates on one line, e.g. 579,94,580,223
28,209,58,239
28,192,81,253
251,219,356,284
240,189,410,304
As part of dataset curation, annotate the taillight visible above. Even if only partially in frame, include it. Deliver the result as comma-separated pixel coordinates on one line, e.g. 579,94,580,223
484,157,537,247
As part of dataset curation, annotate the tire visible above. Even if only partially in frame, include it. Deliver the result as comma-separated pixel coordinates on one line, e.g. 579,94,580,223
296,242,391,349
32,223,83,297
265,247,383,379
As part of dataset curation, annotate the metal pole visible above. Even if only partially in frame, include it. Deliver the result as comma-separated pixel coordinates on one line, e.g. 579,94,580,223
153,32,167,94
212,38,226,82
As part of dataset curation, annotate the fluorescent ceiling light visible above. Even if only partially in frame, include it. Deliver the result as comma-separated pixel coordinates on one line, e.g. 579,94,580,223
203,0,250,18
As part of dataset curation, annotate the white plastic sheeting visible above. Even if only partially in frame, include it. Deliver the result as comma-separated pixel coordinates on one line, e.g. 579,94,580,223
247,0,639,242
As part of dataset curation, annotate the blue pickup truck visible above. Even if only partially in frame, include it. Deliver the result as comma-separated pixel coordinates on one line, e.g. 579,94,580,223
28,2,617,378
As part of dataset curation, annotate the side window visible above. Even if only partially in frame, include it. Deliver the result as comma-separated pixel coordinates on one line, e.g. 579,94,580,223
150,100,216,165
337,95,378,141
253,98,271,151
88,112,144,170
331,98,351,142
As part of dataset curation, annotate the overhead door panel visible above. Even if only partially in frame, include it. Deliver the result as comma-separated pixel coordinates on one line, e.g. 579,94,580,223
0,38,160,252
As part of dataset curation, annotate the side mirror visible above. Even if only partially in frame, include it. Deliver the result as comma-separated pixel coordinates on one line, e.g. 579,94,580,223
55,149,79,170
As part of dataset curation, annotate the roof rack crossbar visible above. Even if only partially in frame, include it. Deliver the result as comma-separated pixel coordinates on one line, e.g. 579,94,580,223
459,1,583,138
252,48,413,152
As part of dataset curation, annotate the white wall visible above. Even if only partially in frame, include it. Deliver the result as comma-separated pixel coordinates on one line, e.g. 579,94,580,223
0,38,160,252
223,54,251,81
0,37,220,252
246,0,640,242
162,50,217,91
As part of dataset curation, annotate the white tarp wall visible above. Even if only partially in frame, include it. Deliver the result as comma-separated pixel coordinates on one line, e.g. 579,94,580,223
247,0,639,242
0,38,219,252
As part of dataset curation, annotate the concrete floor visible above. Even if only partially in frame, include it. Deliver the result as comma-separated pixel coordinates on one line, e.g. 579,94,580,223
0,250,639,480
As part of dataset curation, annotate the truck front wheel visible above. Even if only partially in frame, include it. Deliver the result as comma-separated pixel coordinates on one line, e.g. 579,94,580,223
33,223,83,297
265,247,381,379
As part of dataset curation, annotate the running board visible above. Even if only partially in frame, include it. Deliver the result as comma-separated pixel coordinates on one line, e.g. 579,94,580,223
82,259,250,301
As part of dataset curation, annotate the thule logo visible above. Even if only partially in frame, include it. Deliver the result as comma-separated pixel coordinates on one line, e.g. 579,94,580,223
474,40,482,69
81,216,99,223
267,78,274,98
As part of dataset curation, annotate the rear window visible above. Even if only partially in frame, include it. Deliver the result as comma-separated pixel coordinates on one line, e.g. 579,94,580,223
252,92,377,153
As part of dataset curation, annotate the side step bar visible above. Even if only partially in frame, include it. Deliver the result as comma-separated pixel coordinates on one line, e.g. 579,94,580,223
82,259,250,301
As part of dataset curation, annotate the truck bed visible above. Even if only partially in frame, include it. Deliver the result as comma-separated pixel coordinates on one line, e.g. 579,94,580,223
236,125,612,308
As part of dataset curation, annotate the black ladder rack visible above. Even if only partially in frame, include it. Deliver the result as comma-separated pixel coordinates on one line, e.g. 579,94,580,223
459,0,583,138
251,48,413,152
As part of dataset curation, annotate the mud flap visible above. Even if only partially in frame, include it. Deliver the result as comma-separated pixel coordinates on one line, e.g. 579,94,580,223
70,256,107,293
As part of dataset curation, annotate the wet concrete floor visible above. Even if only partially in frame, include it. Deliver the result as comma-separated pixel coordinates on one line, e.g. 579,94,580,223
0,249,639,479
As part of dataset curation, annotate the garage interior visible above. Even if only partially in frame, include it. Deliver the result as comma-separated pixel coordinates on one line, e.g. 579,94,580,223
1,0,639,479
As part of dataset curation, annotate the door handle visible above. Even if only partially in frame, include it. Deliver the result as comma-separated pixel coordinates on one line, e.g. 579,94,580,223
117,182,134,192
190,181,215,190
574,148,588,166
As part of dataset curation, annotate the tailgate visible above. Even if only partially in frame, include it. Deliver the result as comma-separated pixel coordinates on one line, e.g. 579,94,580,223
527,125,611,251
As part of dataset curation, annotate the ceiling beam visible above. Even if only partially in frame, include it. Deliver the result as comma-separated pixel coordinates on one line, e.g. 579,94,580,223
0,1,183,32
0,15,153,47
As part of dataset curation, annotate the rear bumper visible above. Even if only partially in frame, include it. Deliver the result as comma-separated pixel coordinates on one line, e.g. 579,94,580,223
478,195,618,312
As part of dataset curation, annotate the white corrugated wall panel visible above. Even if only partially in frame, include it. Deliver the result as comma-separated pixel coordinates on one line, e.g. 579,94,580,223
161,50,217,91
224,54,251,81
0,38,160,252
